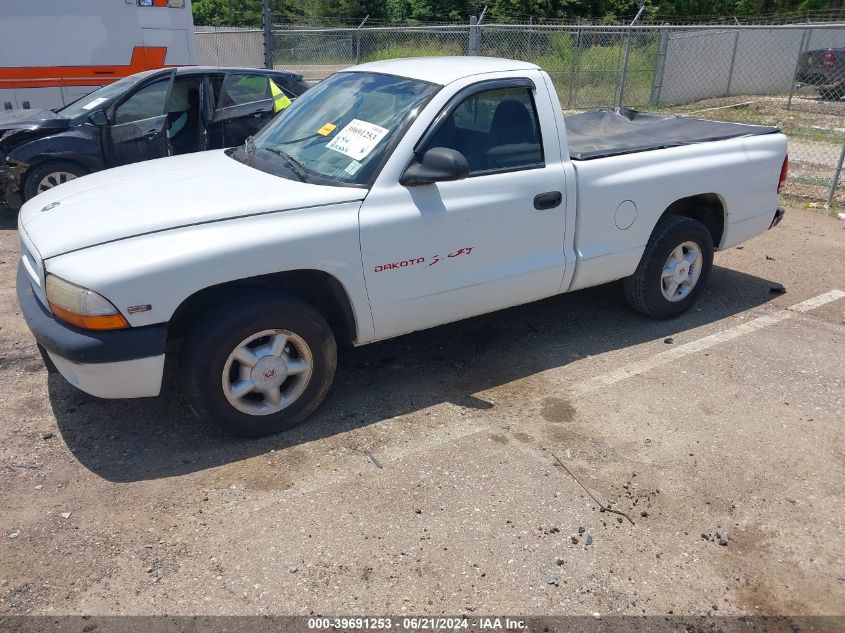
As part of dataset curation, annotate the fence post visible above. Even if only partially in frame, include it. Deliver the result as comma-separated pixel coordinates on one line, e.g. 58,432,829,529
355,15,369,65
787,28,810,110
725,30,741,97
528,16,533,58
569,27,581,110
262,0,272,69
649,28,668,106
617,3,645,110
826,140,845,211
468,16,478,56
618,29,632,108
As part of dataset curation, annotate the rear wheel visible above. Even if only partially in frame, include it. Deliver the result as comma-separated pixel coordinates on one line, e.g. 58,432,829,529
624,215,714,319
179,294,337,437
23,160,88,202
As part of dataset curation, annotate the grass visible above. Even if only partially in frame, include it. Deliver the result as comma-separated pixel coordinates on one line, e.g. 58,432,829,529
780,193,842,215
696,105,845,143
363,43,465,62
644,101,845,144
482,32,659,109
791,174,835,187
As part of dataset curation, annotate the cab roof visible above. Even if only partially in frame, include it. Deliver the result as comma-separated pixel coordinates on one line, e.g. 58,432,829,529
346,56,540,85
134,66,302,80
178,66,301,78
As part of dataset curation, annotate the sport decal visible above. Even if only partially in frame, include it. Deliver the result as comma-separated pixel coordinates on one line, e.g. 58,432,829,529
373,247,474,273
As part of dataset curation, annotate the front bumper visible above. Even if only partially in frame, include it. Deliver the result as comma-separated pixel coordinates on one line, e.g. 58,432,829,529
16,261,167,398
0,160,25,208
795,71,841,88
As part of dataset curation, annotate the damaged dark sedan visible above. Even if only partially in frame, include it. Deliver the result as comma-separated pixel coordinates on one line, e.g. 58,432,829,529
0,66,309,208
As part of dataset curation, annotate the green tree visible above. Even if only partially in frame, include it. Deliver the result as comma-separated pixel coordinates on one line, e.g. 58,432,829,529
193,0,845,25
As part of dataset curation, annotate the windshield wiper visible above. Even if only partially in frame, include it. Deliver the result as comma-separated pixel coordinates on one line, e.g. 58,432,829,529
262,145,308,182
276,132,323,146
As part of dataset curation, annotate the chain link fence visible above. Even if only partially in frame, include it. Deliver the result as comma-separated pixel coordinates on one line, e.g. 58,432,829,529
195,25,264,68
196,19,845,210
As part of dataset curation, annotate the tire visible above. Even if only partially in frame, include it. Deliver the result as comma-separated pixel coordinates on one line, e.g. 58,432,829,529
23,160,88,202
819,84,845,101
179,293,337,438
624,215,714,319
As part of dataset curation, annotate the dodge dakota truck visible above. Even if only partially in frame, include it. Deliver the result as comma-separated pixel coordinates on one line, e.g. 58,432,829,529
16,57,788,437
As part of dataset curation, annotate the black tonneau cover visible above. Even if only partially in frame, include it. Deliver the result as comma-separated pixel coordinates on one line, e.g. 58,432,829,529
564,107,779,161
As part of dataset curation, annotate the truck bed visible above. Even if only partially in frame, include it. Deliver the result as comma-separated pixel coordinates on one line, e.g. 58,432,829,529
564,107,779,160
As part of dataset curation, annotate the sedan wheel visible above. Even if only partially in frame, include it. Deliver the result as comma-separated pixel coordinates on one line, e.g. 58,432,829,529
37,171,79,194
22,160,88,202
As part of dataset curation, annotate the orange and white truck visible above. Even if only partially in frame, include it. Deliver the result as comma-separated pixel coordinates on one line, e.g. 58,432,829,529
0,0,197,111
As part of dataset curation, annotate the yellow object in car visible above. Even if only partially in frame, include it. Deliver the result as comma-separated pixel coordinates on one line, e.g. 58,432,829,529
270,79,292,113
317,123,337,136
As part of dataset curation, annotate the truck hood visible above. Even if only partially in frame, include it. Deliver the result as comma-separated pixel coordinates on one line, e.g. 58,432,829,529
0,108,70,132
19,150,366,259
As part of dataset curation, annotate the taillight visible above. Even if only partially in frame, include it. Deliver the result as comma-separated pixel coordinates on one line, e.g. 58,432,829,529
822,50,836,68
778,155,788,194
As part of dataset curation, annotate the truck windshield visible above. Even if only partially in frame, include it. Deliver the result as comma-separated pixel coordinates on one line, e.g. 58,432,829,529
247,72,438,187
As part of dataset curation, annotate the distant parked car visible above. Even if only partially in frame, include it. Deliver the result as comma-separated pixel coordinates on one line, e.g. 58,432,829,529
796,48,845,101
0,66,310,208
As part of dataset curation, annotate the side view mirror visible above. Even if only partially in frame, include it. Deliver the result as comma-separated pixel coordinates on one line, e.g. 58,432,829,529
88,110,108,126
400,147,469,187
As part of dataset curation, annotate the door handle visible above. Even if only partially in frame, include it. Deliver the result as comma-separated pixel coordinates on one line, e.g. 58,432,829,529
533,191,562,210
144,130,158,139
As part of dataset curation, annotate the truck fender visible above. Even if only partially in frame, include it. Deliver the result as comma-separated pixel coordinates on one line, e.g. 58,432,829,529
166,270,359,348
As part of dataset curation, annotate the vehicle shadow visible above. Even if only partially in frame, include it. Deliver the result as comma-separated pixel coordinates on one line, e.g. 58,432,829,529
48,265,781,482
0,206,18,230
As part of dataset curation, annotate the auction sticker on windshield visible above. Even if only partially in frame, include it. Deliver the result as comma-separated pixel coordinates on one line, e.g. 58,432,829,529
82,97,109,110
326,119,389,160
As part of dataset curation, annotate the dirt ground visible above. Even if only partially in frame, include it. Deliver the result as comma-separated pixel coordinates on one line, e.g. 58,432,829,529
0,206,843,618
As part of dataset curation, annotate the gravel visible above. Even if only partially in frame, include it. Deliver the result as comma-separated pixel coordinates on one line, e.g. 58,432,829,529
0,206,842,616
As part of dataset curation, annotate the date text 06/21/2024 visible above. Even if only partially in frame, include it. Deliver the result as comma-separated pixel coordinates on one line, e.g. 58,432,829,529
306,617,526,630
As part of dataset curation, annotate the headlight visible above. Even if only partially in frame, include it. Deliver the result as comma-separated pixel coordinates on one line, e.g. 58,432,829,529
45,274,128,331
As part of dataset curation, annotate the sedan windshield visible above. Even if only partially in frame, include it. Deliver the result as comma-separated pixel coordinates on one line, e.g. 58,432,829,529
57,74,148,119
247,72,439,187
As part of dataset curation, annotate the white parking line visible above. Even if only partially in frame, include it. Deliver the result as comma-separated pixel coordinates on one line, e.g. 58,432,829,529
569,289,845,398
269,291,842,500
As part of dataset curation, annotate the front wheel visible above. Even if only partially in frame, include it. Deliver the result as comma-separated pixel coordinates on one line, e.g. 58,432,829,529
23,160,88,202
179,294,337,437
624,215,714,319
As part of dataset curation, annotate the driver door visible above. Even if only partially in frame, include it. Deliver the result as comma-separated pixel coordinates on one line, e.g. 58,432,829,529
105,72,174,167
359,77,568,341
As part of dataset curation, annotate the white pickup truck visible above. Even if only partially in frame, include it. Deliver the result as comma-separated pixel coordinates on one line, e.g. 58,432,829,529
16,57,788,437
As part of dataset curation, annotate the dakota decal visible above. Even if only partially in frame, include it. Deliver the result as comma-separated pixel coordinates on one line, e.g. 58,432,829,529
373,258,425,273
373,247,474,272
